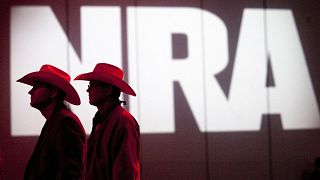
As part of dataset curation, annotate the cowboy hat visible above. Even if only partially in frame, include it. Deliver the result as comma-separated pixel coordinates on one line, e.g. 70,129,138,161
17,64,81,105
74,63,136,96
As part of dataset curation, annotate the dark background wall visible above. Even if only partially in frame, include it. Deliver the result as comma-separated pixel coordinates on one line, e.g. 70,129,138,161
1,0,320,179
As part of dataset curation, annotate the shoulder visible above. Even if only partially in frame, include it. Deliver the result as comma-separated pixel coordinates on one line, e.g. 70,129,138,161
112,106,139,130
57,108,86,135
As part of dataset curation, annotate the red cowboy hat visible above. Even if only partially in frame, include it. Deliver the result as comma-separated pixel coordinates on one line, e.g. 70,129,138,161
74,63,136,96
17,64,81,105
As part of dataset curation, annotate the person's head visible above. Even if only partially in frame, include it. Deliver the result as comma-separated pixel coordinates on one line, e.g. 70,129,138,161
28,80,66,109
86,80,121,106
75,63,136,106
17,64,81,109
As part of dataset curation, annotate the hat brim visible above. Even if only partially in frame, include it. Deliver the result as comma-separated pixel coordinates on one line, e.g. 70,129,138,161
17,72,81,105
75,72,136,96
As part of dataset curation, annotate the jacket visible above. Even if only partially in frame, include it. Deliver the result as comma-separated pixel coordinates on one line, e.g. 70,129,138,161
86,105,140,180
24,104,86,180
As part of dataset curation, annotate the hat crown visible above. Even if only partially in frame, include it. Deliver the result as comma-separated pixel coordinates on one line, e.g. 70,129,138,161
40,64,71,82
74,62,136,96
17,64,80,105
93,63,124,80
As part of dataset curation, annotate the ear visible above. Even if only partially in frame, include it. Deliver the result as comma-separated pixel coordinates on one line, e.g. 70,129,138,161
104,85,113,96
50,87,60,99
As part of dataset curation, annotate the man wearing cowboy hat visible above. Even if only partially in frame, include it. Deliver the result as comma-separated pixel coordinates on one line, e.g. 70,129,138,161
17,64,86,180
75,63,140,180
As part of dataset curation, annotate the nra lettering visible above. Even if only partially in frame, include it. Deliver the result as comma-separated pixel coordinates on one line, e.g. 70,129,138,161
10,6,319,135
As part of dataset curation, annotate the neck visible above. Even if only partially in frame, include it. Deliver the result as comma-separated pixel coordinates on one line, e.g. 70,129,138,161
39,101,61,120
97,98,118,115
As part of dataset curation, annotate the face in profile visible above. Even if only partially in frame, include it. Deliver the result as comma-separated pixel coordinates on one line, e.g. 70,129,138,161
28,82,53,109
86,81,111,106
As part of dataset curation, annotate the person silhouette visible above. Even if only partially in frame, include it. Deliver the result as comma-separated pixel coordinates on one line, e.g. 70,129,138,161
75,63,140,180
17,64,86,180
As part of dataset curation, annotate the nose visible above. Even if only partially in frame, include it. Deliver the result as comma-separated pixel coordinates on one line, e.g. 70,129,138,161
86,86,91,93
28,87,35,95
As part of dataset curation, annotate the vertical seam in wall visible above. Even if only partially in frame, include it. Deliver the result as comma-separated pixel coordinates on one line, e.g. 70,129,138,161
65,0,70,109
200,0,211,179
133,1,143,179
263,0,274,179
121,2,129,109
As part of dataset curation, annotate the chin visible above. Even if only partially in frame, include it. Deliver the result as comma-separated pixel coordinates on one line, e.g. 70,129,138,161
30,100,36,107
30,98,39,108
30,102,40,109
30,100,50,109
89,100,96,106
